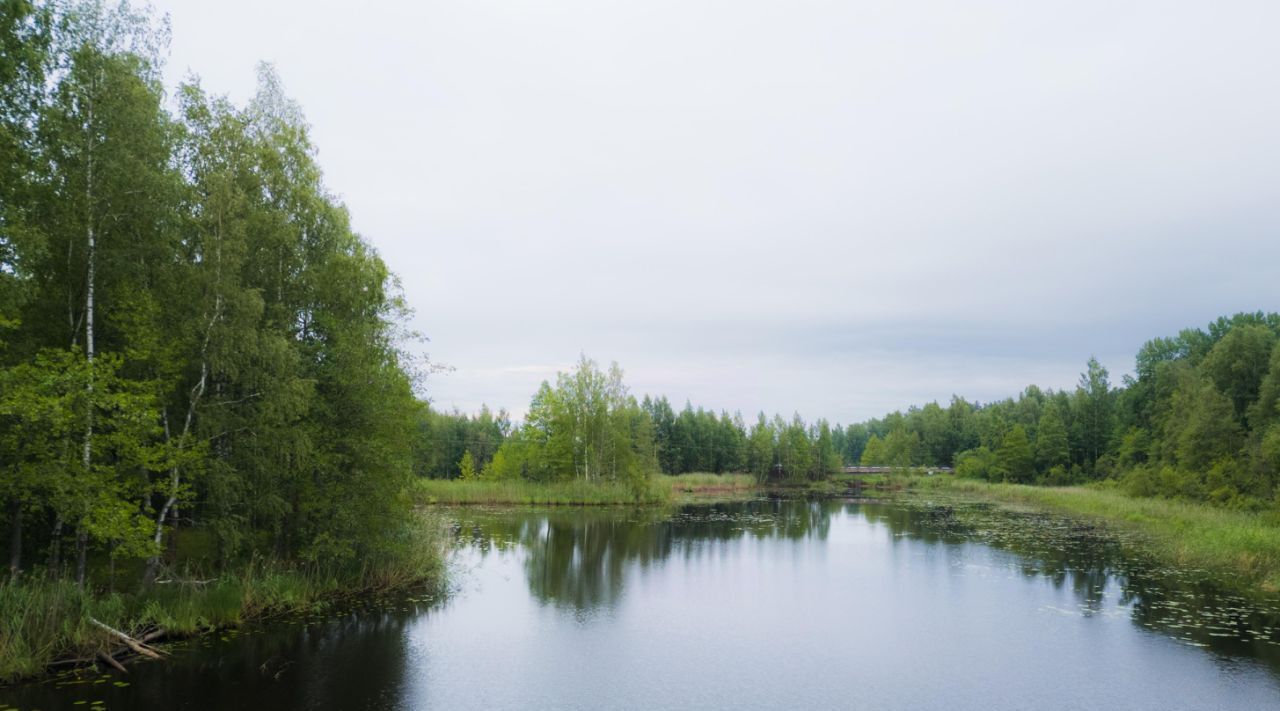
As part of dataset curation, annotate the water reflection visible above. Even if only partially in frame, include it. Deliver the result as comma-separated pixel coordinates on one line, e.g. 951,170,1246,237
2,600,430,710
7,498,1280,710
451,498,1280,670
858,499,1280,666
454,501,833,610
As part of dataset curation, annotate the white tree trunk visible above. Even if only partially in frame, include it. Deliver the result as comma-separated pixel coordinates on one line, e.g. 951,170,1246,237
77,92,96,589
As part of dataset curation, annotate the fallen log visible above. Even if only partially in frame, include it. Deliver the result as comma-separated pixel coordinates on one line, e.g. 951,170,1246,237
89,618,166,659
47,656,97,668
97,650,128,674
141,628,167,644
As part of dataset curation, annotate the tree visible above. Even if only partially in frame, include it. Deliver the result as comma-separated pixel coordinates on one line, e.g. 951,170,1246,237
495,356,655,486
841,423,869,465
1074,357,1114,474
955,446,998,480
810,420,839,481
0,0,51,330
860,435,886,466
775,415,813,481
458,451,477,481
996,425,1034,483
883,427,921,467
747,413,775,483
1035,400,1070,472
1166,371,1242,473
1201,324,1276,426
22,2,179,584
1252,346,1280,431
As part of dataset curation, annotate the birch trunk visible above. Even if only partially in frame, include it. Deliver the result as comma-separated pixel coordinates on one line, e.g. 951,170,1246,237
143,215,221,586
76,90,96,589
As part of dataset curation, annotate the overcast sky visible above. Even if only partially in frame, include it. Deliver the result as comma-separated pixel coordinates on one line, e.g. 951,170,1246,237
153,0,1280,423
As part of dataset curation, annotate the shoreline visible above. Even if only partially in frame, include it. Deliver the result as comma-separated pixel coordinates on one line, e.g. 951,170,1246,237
411,474,846,507
416,473,1280,598
0,515,445,685
889,475,1280,598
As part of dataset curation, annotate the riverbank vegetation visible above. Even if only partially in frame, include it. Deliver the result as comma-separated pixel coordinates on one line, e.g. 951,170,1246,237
832,313,1280,510
0,513,443,682
899,476,1280,595
413,473,759,506
413,355,844,500
0,1,441,680
419,311,1280,513
414,478,670,506
415,356,844,491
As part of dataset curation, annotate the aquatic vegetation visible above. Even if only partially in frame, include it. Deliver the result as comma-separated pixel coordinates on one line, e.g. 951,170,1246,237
884,494,1280,657
904,476,1280,596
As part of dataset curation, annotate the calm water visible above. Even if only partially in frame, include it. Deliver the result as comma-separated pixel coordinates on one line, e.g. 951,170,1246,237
6,498,1280,710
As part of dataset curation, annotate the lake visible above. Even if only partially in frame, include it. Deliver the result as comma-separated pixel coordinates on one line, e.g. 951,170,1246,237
5,497,1280,710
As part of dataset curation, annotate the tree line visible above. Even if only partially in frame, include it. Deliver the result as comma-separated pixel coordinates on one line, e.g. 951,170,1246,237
424,356,843,485
0,1,422,584
850,312,1280,508
438,312,1280,510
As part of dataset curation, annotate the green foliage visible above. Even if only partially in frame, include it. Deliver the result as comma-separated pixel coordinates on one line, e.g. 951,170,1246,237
640,396,749,475
883,427,921,467
908,476,1280,595
0,1,427,585
1200,324,1276,425
412,477,669,506
955,446,998,480
996,425,1035,483
842,313,1280,508
1035,400,1070,470
1074,357,1115,471
860,435,886,466
443,360,842,489
458,451,477,481
0,512,443,682
414,405,510,479
491,356,656,486
480,447,517,480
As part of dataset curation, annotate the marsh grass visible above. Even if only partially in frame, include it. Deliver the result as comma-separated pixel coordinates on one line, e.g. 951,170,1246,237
658,473,758,502
906,476,1280,595
0,512,445,683
658,472,754,489
413,478,671,505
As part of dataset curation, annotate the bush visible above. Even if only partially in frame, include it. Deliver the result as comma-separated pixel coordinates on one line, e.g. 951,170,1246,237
955,447,999,480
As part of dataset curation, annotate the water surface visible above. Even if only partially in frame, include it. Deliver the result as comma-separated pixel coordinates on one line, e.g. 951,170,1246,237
5,498,1280,710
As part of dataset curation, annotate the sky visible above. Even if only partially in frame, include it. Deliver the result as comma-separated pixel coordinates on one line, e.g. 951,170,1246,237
151,0,1280,423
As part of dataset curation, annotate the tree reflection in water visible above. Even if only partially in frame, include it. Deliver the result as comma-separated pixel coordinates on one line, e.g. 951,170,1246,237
450,498,1280,669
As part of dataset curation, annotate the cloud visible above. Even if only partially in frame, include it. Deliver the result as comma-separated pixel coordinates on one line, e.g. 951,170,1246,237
157,0,1280,423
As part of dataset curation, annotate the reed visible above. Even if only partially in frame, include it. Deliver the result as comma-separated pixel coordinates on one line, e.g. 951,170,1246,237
905,476,1280,595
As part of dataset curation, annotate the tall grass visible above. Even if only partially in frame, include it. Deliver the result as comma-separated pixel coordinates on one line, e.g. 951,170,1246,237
0,512,445,683
658,473,757,498
906,476,1280,595
413,477,671,505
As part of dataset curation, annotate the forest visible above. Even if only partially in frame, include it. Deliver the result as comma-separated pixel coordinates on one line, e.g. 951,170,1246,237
427,313,1280,511
417,355,844,487
0,1,424,586
859,312,1280,508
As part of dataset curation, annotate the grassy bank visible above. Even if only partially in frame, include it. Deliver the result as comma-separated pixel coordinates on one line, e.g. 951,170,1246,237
902,476,1280,595
413,477,672,505
660,473,757,501
413,473,769,506
0,513,445,684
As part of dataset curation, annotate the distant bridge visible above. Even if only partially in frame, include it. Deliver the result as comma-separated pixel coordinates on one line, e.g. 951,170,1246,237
840,466,953,476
